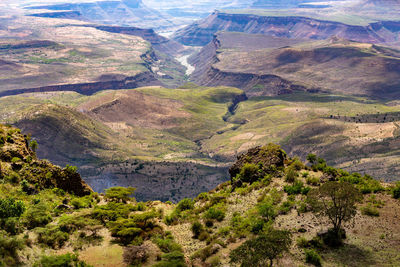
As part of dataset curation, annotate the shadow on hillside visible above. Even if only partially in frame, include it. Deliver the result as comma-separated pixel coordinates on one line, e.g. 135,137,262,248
323,244,376,267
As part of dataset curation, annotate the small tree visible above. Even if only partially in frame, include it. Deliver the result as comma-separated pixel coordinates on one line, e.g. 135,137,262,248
230,229,292,267
29,140,38,152
105,187,136,203
307,181,362,241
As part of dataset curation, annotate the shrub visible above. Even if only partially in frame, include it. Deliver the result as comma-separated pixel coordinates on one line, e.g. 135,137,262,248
33,253,91,267
0,198,25,220
191,221,204,238
204,205,226,222
153,236,182,253
64,165,77,174
176,198,194,212
123,245,148,266
0,231,25,266
164,210,179,225
105,187,136,203
305,249,322,266
296,236,309,248
285,167,298,183
257,200,276,221
284,180,304,195
71,197,93,209
361,204,379,217
306,176,320,186
392,182,400,199
91,202,135,223
36,226,69,249
24,202,52,229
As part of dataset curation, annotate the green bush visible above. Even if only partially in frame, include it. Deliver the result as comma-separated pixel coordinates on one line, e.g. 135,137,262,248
33,253,92,267
105,187,136,203
305,249,322,266
306,176,320,186
284,180,304,195
361,204,380,217
204,205,226,222
191,221,204,238
0,231,25,266
91,202,135,223
392,182,400,199
257,200,276,221
164,210,180,225
153,235,182,253
24,202,52,229
176,198,194,211
0,198,25,220
36,226,69,249
285,167,298,183
296,236,309,248
71,196,93,209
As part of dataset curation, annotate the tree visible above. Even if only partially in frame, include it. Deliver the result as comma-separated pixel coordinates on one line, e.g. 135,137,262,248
230,229,292,267
307,181,362,239
105,187,136,203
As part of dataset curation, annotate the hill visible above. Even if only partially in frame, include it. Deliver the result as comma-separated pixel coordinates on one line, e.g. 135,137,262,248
189,33,400,99
0,16,187,97
1,137,399,266
0,86,245,201
173,10,400,46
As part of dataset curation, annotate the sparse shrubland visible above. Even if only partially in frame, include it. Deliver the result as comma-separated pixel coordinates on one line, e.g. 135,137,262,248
0,126,399,266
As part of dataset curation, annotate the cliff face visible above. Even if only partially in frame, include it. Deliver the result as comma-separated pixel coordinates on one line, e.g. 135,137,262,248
189,33,307,97
173,11,400,46
92,26,184,56
0,72,162,97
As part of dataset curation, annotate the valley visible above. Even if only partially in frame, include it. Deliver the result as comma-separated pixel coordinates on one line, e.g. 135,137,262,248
1,0,400,202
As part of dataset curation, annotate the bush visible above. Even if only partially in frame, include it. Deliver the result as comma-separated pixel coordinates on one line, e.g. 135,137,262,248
257,201,276,221
361,204,379,217
306,176,320,186
71,197,93,209
24,202,52,229
153,236,182,253
33,253,91,267
105,187,136,203
191,221,204,238
285,167,298,183
164,210,180,226
0,231,25,266
36,226,69,249
91,202,135,223
123,245,148,266
284,180,304,195
0,198,25,220
393,182,400,199
296,236,309,248
176,198,194,212
204,205,226,222
305,249,322,266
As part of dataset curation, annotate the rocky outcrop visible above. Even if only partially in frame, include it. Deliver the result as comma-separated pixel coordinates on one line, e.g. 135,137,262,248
229,143,287,179
0,124,92,196
0,71,162,97
173,11,400,46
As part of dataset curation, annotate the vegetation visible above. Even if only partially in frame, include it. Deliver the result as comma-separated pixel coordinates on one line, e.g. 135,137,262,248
307,181,362,245
0,124,398,266
230,229,292,267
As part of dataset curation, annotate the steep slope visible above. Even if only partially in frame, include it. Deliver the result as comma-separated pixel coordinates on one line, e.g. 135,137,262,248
173,11,400,46
0,86,246,201
0,124,92,195
190,34,400,99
